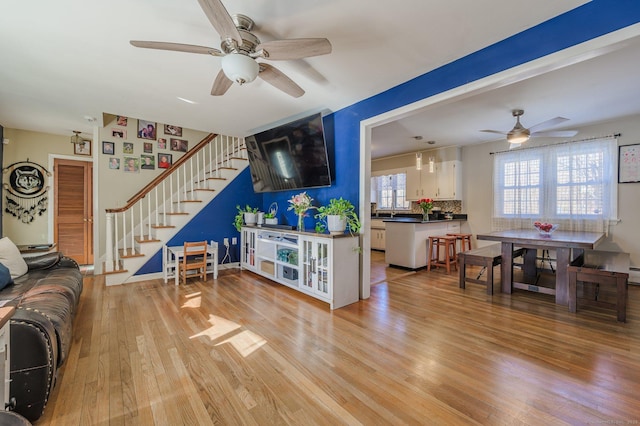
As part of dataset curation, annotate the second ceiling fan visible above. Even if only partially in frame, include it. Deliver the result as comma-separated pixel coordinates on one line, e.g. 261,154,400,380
130,0,332,98
481,109,578,147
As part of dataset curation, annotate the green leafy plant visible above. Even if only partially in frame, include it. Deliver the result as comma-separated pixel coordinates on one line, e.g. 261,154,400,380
233,205,259,231
315,197,362,234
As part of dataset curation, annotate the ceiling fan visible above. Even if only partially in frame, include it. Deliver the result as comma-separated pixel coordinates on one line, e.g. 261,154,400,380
480,109,578,146
129,0,332,98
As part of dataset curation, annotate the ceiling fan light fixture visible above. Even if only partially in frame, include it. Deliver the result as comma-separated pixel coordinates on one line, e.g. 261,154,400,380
506,130,530,144
221,53,259,85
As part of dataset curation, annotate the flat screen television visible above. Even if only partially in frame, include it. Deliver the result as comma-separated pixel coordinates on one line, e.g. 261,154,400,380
245,113,332,193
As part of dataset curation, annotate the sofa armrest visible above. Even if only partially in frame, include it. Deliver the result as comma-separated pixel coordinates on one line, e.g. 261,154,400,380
24,252,63,271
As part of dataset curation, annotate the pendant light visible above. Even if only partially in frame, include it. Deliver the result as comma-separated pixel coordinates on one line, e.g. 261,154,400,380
415,152,422,170
70,130,83,144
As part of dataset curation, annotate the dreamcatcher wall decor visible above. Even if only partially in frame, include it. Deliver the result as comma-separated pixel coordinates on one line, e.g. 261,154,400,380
3,159,51,223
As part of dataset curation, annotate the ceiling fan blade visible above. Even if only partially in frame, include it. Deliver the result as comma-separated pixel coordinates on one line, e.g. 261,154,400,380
531,130,578,138
211,69,233,96
258,64,304,98
197,0,243,46
480,129,508,135
527,116,569,133
130,40,222,56
256,38,332,60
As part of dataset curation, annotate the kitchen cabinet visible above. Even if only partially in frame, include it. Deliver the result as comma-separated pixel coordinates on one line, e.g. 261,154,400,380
370,219,386,251
435,160,462,200
406,167,437,200
241,227,359,309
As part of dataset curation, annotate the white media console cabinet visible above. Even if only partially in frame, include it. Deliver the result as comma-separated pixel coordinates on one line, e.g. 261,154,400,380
240,226,360,309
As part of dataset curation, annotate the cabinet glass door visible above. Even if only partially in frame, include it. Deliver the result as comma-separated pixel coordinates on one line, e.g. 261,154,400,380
301,239,314,292
315,240,330,297
300,237,331,299
241,229,256,268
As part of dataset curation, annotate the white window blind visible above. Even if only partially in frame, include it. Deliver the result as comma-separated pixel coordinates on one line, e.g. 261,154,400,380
492,137,617,232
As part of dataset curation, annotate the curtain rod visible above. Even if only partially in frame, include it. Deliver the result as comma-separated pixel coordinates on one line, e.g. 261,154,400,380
489,133,621,155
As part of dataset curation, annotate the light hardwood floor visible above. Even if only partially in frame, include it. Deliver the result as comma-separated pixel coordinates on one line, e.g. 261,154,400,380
36,254,640,425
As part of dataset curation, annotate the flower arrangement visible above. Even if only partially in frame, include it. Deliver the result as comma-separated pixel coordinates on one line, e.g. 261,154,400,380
288,192,314,215
418,198,434,221
418,198,434,213
288,192,315,231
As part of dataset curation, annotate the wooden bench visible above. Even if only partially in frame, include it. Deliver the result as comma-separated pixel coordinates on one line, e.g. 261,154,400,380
567,250,629,322
458,244,524,295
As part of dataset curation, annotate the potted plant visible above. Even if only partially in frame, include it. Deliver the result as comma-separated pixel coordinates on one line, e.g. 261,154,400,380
264,202,278,225
233,205,259,231
315,197,362,235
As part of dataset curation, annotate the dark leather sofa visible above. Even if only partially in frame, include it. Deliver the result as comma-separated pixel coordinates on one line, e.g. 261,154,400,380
2,252,83,422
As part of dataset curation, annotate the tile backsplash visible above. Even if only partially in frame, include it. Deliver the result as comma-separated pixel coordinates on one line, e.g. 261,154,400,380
372,200,462,214
411,200,462,214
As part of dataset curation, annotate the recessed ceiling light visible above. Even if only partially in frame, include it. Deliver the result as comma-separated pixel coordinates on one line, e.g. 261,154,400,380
177,97,198,104
427,140,436,145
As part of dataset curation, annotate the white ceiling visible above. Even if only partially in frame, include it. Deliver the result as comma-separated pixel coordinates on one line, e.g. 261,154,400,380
10,0,638,162
371,32,640,158
0,0,586,145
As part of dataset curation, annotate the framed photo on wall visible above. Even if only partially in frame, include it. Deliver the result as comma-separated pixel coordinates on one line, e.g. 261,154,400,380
116,115,128,126
158,153,172,169
170,138,188,152
123,157,139,173
164,124,182,137
143,142,153,153
123,142,134,154
102,141,115,155
74,140,91,156
138,120,157,140
141,154,155,170
619,144,640,183
112,128,126,139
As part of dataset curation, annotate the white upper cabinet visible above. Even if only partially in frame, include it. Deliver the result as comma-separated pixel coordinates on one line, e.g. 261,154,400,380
435,160,462,200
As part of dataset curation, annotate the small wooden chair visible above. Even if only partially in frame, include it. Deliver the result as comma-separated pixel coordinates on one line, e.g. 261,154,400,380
178,241,208,285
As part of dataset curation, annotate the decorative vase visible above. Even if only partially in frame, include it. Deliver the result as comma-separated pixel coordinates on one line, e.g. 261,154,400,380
423,211,430,221
297,213,305,232
327,215,347,235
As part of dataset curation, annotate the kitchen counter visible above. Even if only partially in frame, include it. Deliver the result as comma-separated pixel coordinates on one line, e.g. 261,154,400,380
384,219,465,269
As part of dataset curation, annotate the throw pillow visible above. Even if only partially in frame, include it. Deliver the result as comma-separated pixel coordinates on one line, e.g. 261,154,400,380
0,237,28,279
0,263,13,290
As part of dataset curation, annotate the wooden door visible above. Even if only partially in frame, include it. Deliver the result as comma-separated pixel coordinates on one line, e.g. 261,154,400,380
54,159,93,264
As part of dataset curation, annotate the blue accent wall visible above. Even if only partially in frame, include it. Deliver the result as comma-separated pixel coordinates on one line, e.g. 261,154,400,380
137,1,640,274
136,167,261,274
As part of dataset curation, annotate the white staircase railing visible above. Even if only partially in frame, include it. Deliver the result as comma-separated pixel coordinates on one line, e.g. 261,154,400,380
104,134,246,275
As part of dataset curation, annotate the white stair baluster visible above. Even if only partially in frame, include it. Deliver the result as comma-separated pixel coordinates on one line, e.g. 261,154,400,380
105,213,114,272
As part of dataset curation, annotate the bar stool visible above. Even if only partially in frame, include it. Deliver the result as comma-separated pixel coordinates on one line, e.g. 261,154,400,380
447,233,472,253
427,235,458,273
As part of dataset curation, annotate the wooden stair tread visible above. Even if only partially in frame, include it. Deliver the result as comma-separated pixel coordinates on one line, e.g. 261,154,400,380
119,248,144,258
102,261,127,275
192,188,216,192
219,167,238,171
207,177,227,181
173,200,202,204
166,212,189,215
151,224,175,229
135,236,161,243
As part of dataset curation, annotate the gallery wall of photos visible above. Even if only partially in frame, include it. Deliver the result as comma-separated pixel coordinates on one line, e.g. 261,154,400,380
101,115,189,173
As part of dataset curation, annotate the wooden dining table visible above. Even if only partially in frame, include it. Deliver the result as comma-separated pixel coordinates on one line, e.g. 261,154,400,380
476,229,606,305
